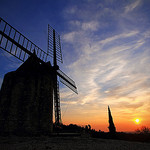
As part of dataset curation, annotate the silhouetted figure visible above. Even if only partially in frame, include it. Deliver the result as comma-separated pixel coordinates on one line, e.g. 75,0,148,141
108,106,116,135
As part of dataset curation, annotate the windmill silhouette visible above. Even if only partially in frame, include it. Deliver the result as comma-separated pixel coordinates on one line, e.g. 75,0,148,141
0,17,78,127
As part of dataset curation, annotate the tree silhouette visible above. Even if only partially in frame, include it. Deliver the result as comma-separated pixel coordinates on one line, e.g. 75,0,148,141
108,106,116,134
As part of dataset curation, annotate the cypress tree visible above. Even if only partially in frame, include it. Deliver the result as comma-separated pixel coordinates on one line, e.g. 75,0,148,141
108,106,116,134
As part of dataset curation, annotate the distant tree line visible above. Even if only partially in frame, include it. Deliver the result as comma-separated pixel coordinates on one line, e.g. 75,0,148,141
53,124,150,143
53,123,95,134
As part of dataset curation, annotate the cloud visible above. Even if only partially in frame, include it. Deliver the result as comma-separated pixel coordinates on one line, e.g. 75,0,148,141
64,6,77,15
125,0,141,13
63,0,119,23
106,78,150,98
63,20,99,43
63,31,78,43
117,101,144,110
81,21,99,31
61,26,150,108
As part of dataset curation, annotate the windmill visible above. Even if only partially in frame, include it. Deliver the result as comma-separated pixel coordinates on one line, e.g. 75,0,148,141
0,17,78,127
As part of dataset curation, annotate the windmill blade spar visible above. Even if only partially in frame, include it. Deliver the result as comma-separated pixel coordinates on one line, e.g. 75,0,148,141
57,69,78,94
0,17,50,63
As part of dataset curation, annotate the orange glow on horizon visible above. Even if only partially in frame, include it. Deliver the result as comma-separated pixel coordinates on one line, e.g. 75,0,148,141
62,115,150,132
61,99,150,132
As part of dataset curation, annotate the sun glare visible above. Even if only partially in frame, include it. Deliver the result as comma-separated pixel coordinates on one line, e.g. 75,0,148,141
135,118,140,124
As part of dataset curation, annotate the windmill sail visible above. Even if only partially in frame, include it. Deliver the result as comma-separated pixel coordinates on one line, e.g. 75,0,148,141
0,17,50,63
48,24,63,63
57,69,78,94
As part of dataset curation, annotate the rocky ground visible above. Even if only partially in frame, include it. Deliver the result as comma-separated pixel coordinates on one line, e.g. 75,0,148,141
0,135,150,150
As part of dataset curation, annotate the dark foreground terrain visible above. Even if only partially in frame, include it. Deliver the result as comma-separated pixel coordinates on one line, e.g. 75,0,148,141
0,135,150,150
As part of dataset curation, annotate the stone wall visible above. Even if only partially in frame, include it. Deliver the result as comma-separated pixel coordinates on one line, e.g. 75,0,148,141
0,55,53,135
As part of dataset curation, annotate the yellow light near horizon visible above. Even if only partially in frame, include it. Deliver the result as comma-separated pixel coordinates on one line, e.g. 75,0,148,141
135,118,140,124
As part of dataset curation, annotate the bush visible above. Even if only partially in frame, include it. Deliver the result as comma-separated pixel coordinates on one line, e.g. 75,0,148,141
135,126,150,134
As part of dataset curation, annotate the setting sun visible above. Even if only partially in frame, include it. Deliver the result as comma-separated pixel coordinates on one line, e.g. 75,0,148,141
135,119,140,124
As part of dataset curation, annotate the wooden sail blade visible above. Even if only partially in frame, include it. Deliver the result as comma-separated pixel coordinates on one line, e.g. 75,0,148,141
0,17,50,63
57,69,78,94
48,25,63,63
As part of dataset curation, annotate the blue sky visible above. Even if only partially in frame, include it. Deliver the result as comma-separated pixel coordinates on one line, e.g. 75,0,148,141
0,0,150,131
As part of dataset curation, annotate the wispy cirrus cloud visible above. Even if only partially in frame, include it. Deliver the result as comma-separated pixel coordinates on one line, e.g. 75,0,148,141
69,20,100,31
59,0,150,128
125,0,141,13
81,21,99,31
62,29,150,103
63,31,78,43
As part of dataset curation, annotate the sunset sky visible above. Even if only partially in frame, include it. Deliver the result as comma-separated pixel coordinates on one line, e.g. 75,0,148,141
0,0,150,132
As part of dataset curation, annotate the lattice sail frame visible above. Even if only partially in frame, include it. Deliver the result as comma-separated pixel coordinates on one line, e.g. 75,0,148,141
0,17,51,63
48,24,63,63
